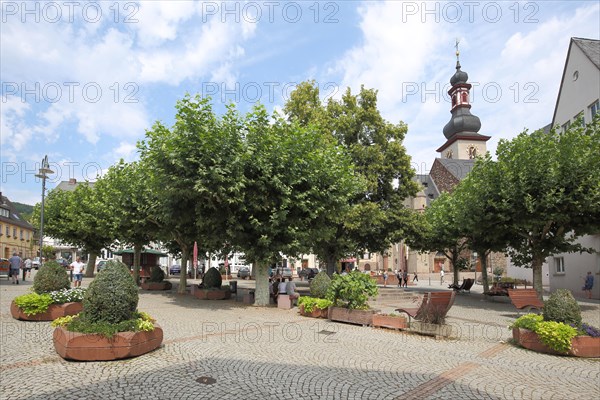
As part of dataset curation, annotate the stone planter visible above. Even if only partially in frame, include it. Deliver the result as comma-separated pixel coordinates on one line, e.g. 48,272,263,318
513,328,600,358
372,314,408,330
299,305,329,318
141,281,172,291
328,306,376,326
192,286,232,300
409,321,454,338
10,301,83,321
53,325,163,361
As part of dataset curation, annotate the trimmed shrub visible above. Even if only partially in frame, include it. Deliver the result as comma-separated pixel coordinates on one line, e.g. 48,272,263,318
148,265,165,283
202,267,222,289
82,260,138,324
310,271,331,298
33,260,70,294
543,289,582,326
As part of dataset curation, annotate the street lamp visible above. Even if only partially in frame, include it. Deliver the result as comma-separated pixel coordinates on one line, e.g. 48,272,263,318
35,155,53,265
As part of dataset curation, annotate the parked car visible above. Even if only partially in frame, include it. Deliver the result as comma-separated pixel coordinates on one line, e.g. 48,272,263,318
281,268,293,279
57,258,70,268
237,267,251,279
299,268,319,280
0,258,9,276
170,264,181,275
96,260,108,273
32,257,41,269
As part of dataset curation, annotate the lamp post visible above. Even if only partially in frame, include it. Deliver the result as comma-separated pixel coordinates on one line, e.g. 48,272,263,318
35,155,53,266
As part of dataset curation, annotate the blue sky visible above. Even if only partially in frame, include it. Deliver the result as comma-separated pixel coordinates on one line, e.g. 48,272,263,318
1,0,599,205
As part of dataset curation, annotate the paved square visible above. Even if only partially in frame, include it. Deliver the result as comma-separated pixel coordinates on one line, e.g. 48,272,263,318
1,277,599,400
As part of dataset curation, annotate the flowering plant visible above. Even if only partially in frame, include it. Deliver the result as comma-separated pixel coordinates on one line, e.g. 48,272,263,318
48,288,86,304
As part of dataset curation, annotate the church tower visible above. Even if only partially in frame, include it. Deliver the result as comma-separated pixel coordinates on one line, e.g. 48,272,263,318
437,44,490,159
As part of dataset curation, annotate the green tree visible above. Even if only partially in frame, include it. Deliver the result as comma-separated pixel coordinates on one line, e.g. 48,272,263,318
231,105,360,305
94,161,159,284
494,119,600,297
138,96,243,294
36,183,114,276
450,155,510,292
285,81,419,274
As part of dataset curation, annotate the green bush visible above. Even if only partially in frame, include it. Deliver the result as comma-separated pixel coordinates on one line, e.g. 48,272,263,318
535,321,578,354
82,260,138,324
310,271,331,298
32,260,70,294
543,289,582,326
298,296,333,313
14,293,53,316
148,265,165,283
56,311,155,339
510,313,543,331
325,271,378,310
202,267,222,289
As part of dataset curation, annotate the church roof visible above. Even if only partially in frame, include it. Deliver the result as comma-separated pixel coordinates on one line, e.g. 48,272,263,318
573,37,600,69
436,158,476,181
415,174,440,205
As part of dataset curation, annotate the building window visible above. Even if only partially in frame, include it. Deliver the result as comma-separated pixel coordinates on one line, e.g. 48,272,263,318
575,111,585,125
0,208,8,218
554,257,565,274
20,229,24,240
26,231,30,240
5,226,9,237
561,121,571,134
0,223,2,236
13,228,17,238
590,100,600,119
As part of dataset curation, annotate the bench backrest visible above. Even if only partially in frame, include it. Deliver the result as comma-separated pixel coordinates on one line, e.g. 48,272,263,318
507,289,544,307
462,279,475,291
428,291,456,314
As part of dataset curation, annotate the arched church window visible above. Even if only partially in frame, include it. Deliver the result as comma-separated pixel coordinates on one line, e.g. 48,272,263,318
462,92,468,103
452,95,456,106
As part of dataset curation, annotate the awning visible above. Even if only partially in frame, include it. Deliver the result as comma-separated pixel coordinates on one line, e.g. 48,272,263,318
113,249,168,257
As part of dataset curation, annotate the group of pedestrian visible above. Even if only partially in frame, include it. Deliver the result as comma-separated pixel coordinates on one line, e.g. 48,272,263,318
7,252,34,284
269,275,299,305
394,270,412,288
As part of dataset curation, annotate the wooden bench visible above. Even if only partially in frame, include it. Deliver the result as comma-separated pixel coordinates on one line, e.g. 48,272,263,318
395,291,456,324
507,289,544,313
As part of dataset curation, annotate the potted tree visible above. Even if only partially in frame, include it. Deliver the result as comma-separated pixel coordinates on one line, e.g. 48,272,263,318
298,271,333,318
511,289,600,358
10,261,85,321
191,267,231,300
141,266,172,290
326,271,379,326
52,260,163,361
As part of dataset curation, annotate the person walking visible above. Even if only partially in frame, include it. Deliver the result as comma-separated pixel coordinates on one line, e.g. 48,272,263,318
583,271,594,299
24,258,32,279
413,271,419,283
440,269,445,285
396,270,401,287
403,269,409,288
8,252,22,284
70,257,85,288
383,270,388,287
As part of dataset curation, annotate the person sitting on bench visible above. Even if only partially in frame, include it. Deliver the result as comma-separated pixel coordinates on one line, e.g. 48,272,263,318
286,277,299,306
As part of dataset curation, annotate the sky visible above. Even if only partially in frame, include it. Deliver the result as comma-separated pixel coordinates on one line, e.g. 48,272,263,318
1,0,599,205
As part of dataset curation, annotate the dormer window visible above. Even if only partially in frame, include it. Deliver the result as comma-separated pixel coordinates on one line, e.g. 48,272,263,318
0,207,8,218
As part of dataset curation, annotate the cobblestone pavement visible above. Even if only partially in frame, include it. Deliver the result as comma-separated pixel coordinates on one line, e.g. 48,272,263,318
1,275,599,400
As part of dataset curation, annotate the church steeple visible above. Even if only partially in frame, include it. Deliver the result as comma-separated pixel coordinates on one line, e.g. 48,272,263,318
437,41,490,159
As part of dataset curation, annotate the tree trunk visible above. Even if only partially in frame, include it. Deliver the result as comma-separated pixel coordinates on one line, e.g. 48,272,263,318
133,243,142,286
451,250,459,286
326,253,337,276
85,252,98,278
178,247,189,295
532,254,544,300
254,260,269,306
479,252,490,293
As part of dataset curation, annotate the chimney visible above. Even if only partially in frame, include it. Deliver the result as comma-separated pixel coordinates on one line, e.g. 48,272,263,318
69,178,77,184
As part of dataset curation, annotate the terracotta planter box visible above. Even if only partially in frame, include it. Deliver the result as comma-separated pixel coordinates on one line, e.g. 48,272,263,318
409,321,454,338
53,325,163,361
192,287,231,300
299,305,329,319
141,281,172,291
328,306,376,326
513,328,600,358
372,314,408,330
10,301,83,321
